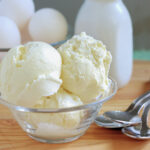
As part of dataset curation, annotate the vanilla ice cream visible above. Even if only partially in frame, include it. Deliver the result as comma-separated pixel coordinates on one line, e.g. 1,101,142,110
58,32,112,103
0,32,114,142
0,42,62,107
27,88,83,129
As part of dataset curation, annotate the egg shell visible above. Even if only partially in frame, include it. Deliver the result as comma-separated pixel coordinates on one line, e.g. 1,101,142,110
0,16,21,48
0,0,35,30
28,8,68,43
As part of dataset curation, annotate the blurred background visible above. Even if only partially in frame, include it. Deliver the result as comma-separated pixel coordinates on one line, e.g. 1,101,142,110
34,0,150,51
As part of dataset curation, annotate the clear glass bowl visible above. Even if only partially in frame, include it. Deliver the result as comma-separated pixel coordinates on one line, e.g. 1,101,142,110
0,78,117,143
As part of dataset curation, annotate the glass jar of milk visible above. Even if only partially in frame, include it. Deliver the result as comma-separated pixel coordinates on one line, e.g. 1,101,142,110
75,0,133,88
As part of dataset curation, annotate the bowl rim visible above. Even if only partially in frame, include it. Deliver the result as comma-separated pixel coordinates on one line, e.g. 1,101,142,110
0,77,117,113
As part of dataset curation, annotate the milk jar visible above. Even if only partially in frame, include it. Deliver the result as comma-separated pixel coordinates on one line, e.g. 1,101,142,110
75,0,133,88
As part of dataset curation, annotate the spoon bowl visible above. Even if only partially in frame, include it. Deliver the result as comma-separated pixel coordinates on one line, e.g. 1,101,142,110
122,125,150,140
104,111,141,126
95,115,123,128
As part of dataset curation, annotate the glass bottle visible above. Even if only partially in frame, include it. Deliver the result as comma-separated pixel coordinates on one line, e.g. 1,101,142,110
75,0,133,88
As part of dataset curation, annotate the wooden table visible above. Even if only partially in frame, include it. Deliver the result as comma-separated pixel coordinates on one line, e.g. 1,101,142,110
0,61,150,150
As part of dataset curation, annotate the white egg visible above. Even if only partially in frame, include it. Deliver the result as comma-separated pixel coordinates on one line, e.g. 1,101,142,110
0,0,35,30
0,16,21,48
28,8,68,43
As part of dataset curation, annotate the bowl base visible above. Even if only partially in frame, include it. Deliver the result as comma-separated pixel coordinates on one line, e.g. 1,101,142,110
28,132,85,143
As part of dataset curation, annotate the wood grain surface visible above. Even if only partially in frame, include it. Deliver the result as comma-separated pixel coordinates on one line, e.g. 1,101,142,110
0,61,150,150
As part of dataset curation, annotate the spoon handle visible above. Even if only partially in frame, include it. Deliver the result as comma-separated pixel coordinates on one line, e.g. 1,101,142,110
140,101,150,136
130,96,150,115
126,91,150,112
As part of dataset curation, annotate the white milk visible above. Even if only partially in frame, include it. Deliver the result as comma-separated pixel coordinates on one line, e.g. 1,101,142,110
75,0,133,88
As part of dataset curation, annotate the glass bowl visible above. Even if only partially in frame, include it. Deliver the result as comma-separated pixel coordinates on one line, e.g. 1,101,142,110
0,78,117,143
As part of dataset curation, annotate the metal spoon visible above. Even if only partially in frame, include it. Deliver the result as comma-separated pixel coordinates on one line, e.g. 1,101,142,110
95,115,123,128
104,95,150,126
95,91,150,128
122,100,150,139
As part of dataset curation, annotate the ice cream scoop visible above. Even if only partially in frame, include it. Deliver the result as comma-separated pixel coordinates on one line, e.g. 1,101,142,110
27,88,83,129
0,42,62,107
58,32,112,103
